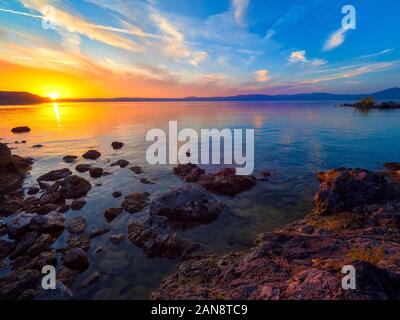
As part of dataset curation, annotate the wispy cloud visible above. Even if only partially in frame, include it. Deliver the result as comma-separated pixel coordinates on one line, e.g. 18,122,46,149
232,0,250,27
323,27,348,51
288,50,307,63
254,69,270,82
190,51,208,66
359,48,394,59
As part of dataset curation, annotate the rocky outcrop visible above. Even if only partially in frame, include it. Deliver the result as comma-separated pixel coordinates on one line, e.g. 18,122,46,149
153,167,400,300
59,175,92,199
314,168,391,215
150,184,225,223
173,163,205,182
0,143,33,194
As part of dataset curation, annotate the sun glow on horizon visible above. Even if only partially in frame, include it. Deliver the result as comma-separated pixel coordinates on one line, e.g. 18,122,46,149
48,92,60,100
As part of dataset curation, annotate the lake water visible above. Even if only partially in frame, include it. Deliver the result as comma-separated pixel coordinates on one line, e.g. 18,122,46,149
1,101,399,299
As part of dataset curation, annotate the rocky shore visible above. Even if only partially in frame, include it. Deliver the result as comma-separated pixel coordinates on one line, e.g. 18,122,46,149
153,165,400,300
2,133,400,300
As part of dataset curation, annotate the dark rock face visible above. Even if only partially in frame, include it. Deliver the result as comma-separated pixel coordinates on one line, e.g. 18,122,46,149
104,208,122,222
384,162,400,171
199,168,256,196
60,175,92,199
314,168,387,215
111,142,124,150
37,168,72,182
75,164,91,173
0,143,33,194
63,155,78,163
173,163,205,182
89,167,103,178
62,248,89,270
150,184,225,223
121,192,150,213
27,186,40,195
11,126,31,133
128,218,195,259
82,150,101,160
0,239,16,260
111,159,130,168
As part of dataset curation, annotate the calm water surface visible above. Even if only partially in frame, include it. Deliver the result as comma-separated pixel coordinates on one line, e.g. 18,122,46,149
0,101,399,299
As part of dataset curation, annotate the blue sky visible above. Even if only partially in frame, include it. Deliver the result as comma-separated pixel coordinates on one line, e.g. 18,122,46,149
0,0,399,97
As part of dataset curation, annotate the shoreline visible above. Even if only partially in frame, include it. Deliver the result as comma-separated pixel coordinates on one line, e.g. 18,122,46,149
153,166,400,300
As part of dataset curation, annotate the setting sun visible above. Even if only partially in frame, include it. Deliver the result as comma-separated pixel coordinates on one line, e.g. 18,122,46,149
48,92,60,100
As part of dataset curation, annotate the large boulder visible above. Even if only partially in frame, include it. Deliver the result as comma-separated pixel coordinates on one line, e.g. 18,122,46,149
62,248,89,270
6,213,37,239
314,168,387,215
150,183,225,223
59,175,92,199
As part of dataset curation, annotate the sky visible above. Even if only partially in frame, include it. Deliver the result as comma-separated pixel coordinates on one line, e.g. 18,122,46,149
0,0,399,98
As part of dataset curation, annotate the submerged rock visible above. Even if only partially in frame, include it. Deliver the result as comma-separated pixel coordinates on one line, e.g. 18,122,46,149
173,163,205,182
150,184,225,223
199,168,256,196
29,212,65,234
62,248,89,271
128,218,196,259
121,192,150,213
104,208,122,222
63,155,78,163
71,200,86,211
110,234,124,244
66,216,87,234
82,150,101,160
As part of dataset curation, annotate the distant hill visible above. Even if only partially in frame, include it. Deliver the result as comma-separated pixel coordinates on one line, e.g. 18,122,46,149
1,88,399,105
60,87,400,102
0,91,48,105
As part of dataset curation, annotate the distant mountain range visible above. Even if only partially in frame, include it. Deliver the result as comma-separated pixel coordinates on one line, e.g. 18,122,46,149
1,87,400,105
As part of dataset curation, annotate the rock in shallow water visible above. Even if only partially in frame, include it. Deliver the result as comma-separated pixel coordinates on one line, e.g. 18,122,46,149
37,168,72,182
62,247,89,270
150,183,225,223
63,155,78,163
60,175,92,199
11,126,31,133
89,167,103,178
121,192,150,213
111,141,124,150
82,150,101,160
75,164,91,173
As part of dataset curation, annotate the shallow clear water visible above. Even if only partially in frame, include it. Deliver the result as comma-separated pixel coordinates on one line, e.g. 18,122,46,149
1,101,399,299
